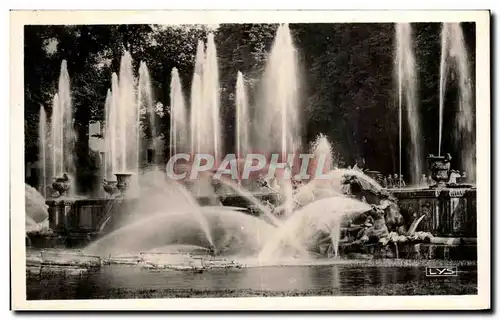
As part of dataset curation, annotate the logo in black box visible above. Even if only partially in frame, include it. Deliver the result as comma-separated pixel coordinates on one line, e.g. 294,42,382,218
426,267,458,277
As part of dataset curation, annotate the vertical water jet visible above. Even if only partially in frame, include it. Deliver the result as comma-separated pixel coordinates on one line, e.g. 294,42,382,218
50,60,76,180
203,33,222,163
235,71,249,158
255,24,300,160
109,73,120,176
103,52,143,195
190,40,205,156
310,134,334,178
188,35,222,163
103,89,113,179
439,23,475,180
395,23,423,185
117,51,138,174
138,62,155,166
438,25,449,157
38,106,47,197
170,68,188,158
50,93,60,180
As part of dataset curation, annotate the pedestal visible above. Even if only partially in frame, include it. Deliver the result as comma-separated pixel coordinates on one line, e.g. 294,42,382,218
47,200,73,232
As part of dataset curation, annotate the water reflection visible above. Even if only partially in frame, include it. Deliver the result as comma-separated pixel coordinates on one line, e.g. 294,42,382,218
27,264,477,299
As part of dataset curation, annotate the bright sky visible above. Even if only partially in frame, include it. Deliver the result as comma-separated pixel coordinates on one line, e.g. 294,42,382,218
44,38,58,55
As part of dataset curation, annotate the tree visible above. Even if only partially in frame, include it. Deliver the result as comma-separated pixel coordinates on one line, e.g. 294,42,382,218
215,24,279,151
24,22,477,186
292,23,396,171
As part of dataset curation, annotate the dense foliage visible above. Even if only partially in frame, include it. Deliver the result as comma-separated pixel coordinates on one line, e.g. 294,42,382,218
24,22,476,187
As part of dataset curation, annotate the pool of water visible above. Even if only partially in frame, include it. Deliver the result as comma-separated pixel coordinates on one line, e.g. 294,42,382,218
27,260,477,299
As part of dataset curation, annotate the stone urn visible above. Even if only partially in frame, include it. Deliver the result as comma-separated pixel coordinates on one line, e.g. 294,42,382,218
102,179,119,197
50,173,71,198
115,173,133,194
427,154,452,187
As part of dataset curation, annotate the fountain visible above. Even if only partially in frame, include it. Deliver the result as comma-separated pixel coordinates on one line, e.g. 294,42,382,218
309,134,335,179
385,22,477,243
82,168,375,262
389,22,476,241
31,23,476,271
102,51,158,196
35,53,162,246
85,171,217,256
36,61,82,243
258,196,373,262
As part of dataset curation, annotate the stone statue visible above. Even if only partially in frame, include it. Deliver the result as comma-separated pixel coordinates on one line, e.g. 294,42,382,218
399,175,406,187
448,170,461,185
340,172,406,246
421,174,428,187
379,192,405,232
382,176,388,188
427,174,434,186
356,205,389,243
386,175,394,188
393,174,399,187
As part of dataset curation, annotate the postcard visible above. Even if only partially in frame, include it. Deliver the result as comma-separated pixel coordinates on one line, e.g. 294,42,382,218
10,9,490,311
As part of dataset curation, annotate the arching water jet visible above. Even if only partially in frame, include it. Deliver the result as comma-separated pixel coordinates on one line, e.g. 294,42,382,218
258,196,372,262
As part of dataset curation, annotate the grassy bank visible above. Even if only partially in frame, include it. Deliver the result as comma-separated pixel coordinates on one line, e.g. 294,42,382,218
28,282,477,300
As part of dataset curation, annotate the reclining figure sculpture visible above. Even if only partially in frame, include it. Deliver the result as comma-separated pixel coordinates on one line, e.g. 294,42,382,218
340,174,406,242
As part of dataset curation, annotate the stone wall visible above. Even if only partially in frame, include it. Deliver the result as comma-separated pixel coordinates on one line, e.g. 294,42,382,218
46,193,281,236
46,187,477,239
46,198,133,234
390,187,477,237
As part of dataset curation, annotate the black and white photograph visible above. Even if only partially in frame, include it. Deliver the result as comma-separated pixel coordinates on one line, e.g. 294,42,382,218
10,10,490,310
